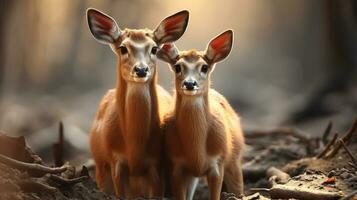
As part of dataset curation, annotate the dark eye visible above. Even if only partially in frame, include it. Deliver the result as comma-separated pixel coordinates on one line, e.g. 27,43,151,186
119,46,128,54
201,65,209,73
174,64,181,73
151,46,158,55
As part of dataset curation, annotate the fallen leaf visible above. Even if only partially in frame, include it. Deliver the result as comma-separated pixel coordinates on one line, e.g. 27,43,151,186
322,176,336,184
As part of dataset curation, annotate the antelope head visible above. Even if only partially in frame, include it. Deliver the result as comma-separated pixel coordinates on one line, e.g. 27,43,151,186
158,30,233,96
87,9,189,83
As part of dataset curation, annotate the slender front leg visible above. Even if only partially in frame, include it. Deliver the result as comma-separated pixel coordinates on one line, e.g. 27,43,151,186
186,177,199,200
95,162,114,194
171,165,190,200
147,165,164,198
224,160,244,196
111,160,124,197
207,164,224,200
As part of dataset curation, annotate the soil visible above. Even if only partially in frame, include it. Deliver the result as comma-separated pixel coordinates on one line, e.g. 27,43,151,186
0,120,356,200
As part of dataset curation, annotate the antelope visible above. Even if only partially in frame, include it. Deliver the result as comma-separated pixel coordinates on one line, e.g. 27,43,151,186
158,30,245,200
87,8,189,198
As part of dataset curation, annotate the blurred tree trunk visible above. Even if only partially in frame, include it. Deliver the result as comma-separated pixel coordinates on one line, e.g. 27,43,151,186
289,0,357,123
0,0,14,98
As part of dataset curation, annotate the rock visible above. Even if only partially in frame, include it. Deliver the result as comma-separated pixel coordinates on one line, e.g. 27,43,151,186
328,170,335,177
340,172,352,179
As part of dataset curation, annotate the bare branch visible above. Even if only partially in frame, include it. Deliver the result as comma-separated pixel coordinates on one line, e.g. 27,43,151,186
18,178,57,193
251,184,344,200
245,127,311,142
53,121,64,167
316,133,338,158
266,167,290,184
325,119,357,159
322,121,333,144
340,140,357,168
50,174,88,186
0,154,66,177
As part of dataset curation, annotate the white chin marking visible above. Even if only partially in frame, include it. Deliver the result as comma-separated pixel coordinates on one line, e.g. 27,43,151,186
133,77,149,83
183,90,198,96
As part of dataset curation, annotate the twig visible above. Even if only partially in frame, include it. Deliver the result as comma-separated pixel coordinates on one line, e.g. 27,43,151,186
18,178,57,193
251,184,344,200
266,167,290,184
325,140,344,159
316,133,338,158
245,127,311,142
342,119,357,145
349,162,357,171
340,190,357,200
50,174,88,185
0,154,66,177
325,119,357,159
53,121,64,167
250,188,270,193
322,121,333,144
340,140,357,168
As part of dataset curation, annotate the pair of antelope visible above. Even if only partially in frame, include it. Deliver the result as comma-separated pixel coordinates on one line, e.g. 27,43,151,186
87,8,244,200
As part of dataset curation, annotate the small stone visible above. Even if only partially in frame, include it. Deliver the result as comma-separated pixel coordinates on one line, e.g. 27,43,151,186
347,176,357,183
341,168,348,173
340,172,352,179
328,170,336,177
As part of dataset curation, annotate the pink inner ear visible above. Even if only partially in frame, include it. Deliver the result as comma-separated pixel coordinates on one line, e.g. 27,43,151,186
162,43,174,52
91,12,114,31
210,33,231,52
164,15,185,32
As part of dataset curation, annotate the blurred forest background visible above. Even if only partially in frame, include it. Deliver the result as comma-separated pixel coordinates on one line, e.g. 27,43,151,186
0,0,356,163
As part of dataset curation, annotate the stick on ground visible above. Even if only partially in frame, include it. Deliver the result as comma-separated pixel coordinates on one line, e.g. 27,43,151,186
0,154,67,177
251,184,344,200
322,121,333,144
316,133,338,159
50,174,88,186
325,119,357,159
340,139,357,168
266,167,290,184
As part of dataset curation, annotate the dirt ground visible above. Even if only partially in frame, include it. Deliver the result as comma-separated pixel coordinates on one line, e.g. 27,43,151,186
0,120,356,200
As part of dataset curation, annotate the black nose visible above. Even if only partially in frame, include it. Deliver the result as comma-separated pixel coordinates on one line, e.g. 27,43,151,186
183,81,197,91
134,66,148,78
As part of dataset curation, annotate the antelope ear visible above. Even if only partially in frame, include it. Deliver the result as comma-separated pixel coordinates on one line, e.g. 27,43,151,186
157,43,179,64
87,8,121,44
153,10,189,44
204,30,233,64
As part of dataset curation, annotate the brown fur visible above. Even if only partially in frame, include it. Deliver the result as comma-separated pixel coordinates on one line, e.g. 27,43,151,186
163,50,245,200
87,9,189,198
89,29,172,198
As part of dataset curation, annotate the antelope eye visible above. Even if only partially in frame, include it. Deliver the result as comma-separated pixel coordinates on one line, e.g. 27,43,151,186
151,46,158,55
201,65,209,73
119,46,128,54
174,64,181,73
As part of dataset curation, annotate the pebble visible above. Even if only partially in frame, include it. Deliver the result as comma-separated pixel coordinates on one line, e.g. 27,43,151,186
340,171,352,179
341,168,349,173
347,176,357,183
328,170,336,177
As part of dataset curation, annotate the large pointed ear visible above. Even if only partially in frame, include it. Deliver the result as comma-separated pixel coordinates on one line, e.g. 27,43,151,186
153,10,189,44
204,30,233,64
157,43,179,64
87,8,121,44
